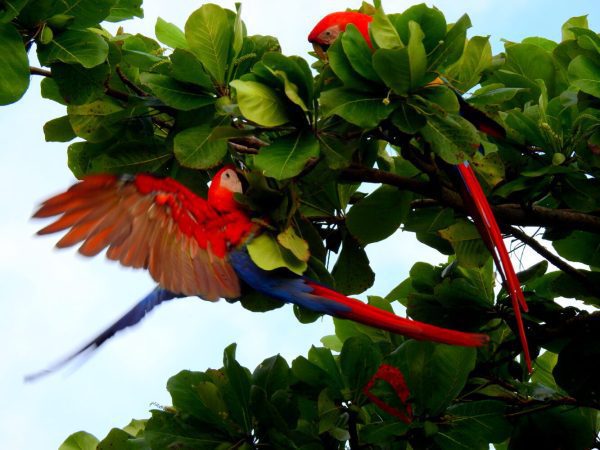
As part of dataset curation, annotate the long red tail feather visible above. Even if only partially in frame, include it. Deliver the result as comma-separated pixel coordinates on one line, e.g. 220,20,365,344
306,282,489,347
457,162,532,372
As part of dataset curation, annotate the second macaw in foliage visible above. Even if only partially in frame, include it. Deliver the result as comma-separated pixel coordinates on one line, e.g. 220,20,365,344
26,166,489,381
309,11,531,372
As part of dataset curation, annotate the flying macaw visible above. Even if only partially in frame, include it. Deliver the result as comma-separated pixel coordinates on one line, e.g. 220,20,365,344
26,166,488,381
309,11,531,372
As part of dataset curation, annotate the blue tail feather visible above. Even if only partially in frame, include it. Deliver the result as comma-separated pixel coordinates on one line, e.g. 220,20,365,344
25,287,183,382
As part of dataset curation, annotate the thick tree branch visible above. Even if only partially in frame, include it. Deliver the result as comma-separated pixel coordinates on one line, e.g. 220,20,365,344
339,165,600,234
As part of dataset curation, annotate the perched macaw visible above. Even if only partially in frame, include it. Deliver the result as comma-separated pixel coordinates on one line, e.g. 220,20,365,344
309,11,531,372
26,166,488,381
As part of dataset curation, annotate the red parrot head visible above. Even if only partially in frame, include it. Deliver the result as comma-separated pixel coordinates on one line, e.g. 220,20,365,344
308,11,373,58
208,165,244,211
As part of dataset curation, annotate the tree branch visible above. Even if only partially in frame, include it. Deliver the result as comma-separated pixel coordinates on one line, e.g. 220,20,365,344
339,165,600,234
506,225,600,298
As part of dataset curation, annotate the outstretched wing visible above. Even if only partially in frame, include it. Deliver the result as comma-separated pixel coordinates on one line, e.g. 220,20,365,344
35,174,241,300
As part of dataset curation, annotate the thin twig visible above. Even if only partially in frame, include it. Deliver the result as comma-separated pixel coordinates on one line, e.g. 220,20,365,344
507,225,600,298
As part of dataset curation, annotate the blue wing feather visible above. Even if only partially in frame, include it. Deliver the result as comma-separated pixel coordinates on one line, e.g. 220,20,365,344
25,287,183,382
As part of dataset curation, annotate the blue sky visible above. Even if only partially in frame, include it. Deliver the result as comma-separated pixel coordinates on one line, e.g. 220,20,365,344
0,1,598,448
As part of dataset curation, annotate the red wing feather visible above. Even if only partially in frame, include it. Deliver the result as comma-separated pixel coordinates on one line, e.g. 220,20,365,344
34,175,244,301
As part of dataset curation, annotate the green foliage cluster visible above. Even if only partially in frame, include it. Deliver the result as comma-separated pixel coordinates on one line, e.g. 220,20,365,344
2,0,600,448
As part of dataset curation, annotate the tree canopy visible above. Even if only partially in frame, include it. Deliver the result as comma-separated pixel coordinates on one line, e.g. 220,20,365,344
2,0,599,448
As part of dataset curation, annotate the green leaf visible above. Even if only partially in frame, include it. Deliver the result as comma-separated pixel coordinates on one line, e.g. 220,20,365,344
51,62,109,105
421,113,480,164
247,233,307,275
44,116,76,142
504,43,555,95
140,73,216,111
67,99,124,142
332,236,375,295
372,20,428,94
0,0,28,23
59,431,99,450
439,220,490,268
277,227,310,262
222,344,252,432
173,124,228,169
230,80,290,127
253,355,290,396
0,23,30,105
327,37,373,92
41,78,66,105
553,231,600,267
392,4,446,53
156,17,188,49
346,185,411,245
568,55,600,98
390,102,427,133
185,4,232,84
428,14,471,71
446,35,493,91
339,336,383,395
254,130,319,180
371,6,403,49
320,88,393,128
562,15,589,42
105,0,143,22
390,341,476,415
49,0,115,28
435,400,511,448
170,49,214,91
38,29,109,68
341,24,381,83
554,336,600,399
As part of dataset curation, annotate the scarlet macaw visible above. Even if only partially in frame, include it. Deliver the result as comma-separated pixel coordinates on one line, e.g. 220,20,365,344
309,11,531,372
26,166,488,381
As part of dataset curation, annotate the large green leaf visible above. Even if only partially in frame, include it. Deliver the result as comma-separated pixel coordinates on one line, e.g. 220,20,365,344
504,43,556,95
51,62,109,105
67,99,124,142
140,73,215,110
38,29,109,68
320,88,393,128
0,0,28,23
341,24,381,83
434,400,511,449
427,14,471,71
332,236,375,295
44,116,76,142
48,0,115,28
247,233,307,275
446,35,493,91
155,17,187,49
421,113,480,164
230,80,290,127
185,4,232,84
391,4,446,53
568,55,600,98
254,129,319,180
553,231,600,267
390,341,476,415
169,49,214,91
59,431,99,450
346,185,411,245
0,23,29,105
173,124,228,169
105,0,143,22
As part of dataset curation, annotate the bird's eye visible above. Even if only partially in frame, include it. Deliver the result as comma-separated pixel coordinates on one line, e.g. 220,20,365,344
325,31,331,36
224,171,231,179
